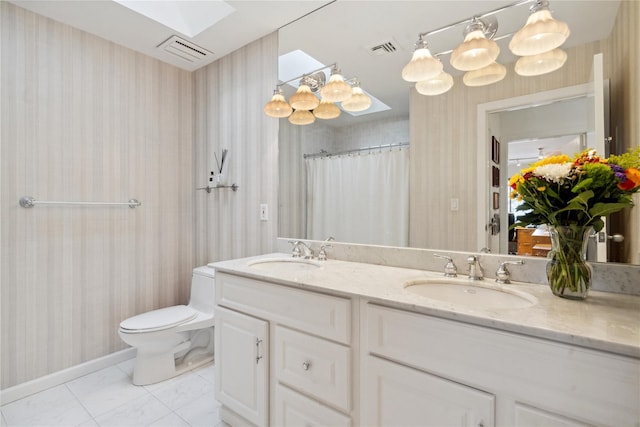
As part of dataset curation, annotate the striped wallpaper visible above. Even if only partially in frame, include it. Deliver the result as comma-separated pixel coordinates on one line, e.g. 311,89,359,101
1,2,278,390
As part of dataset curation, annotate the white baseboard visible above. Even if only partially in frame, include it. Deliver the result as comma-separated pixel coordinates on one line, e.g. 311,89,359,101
0,348,136,405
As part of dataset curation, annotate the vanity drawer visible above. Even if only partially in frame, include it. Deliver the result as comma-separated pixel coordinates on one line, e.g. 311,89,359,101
274,383,351,427
216,272,350,343
274,326,351,413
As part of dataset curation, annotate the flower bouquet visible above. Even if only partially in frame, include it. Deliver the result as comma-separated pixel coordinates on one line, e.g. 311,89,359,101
509,148,640,299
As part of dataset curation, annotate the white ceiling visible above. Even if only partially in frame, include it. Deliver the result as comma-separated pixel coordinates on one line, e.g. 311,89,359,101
7,0,332,71
10,0,621,126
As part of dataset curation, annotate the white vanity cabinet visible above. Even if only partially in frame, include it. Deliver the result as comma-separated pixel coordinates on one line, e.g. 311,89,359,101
214,272,355,426
364,303,640,427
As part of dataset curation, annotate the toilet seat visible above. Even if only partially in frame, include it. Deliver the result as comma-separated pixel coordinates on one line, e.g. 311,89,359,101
120,305,197,333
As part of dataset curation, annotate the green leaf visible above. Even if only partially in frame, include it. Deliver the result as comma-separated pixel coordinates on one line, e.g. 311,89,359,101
591,218,604,232
589,202,633,217
571,178,593,193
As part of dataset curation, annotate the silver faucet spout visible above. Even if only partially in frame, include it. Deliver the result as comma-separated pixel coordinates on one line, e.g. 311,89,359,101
288,240,314,259
467,255,484,280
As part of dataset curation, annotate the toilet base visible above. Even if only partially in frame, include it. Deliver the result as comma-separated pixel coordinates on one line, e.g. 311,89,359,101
132,351,214,385
130,327,215,386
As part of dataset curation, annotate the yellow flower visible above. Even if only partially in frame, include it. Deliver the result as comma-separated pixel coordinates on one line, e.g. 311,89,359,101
537,186,546,191
529,154,571,169
509,190,518,199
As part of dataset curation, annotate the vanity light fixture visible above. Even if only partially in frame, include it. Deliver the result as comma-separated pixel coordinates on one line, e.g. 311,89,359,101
264,63,372,124
341,80,372,112
514,47,567,76
462,61,507,87
450,17,500,72
288,109,315,125
320,66,353,103
313,99,341,119
403,0,570,95
401,38,443,82
415,71,454,96
289,82,320,111
509,0,570,57
263,88,292,118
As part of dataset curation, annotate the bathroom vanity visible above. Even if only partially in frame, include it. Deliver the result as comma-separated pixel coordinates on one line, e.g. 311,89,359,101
211,254,640,427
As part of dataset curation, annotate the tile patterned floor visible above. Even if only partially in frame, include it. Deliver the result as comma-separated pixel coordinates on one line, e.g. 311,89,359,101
1,360,227,427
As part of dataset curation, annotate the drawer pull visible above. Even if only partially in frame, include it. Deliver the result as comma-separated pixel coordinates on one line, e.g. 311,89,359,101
302,361,311,371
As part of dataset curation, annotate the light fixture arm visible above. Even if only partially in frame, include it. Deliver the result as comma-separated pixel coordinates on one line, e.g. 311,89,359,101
417,0,533,39
276,62,337,89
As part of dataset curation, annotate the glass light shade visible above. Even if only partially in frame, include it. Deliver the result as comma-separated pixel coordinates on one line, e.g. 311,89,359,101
288,109,315,125
313,100,341,119
509,8,570,56
263,90,292,118
463,62,506,86
450,30,500,71
341,86,372,112
415,72,454,96
515,48,567,76
289,84,320,111
320,71,352,103
401,41,443,82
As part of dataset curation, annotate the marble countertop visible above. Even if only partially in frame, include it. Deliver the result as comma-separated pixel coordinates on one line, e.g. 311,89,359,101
211,253,640,358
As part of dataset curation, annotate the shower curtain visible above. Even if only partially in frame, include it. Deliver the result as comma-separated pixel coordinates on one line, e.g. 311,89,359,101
305,147,409,247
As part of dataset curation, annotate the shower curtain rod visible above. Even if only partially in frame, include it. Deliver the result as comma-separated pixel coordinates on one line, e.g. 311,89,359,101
303,142,409,159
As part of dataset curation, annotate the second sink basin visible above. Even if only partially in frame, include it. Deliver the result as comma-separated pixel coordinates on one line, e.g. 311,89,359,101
404,278,537,309
248,257,322,272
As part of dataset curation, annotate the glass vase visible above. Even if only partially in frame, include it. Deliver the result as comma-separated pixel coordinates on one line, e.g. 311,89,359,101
546,225,593,300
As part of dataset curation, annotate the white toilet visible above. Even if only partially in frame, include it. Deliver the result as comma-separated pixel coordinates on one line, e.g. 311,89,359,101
119,266,216,385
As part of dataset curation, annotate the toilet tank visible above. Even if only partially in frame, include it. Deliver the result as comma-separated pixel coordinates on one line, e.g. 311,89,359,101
189,266,215,314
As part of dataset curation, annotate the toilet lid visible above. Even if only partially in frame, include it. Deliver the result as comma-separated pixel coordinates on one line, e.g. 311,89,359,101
120,305,197,332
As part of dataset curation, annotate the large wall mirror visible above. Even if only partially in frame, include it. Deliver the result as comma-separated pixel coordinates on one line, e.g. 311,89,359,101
277,0,638,265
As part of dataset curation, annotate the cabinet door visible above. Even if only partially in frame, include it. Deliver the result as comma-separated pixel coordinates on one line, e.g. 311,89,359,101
363,355,494,427
215,306,268,427
274,383,351,427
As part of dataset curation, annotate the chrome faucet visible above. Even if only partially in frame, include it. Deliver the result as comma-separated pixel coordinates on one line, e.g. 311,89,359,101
433,254,457,277
288,240,314,259
317,237,335,261
467,255,484,280
318,244,333,261
495,259,524,284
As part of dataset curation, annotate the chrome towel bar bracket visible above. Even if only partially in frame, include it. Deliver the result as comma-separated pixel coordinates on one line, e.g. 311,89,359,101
19,196,141,209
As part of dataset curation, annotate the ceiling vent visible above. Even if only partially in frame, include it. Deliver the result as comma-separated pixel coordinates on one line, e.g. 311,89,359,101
365,39,399,56
157,35,212,64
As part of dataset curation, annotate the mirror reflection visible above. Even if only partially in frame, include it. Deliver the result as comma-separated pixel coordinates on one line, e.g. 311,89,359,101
277,0,638,264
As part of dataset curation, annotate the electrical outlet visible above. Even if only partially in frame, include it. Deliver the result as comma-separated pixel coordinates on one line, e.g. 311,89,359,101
260,203,268,221
450,198,459,211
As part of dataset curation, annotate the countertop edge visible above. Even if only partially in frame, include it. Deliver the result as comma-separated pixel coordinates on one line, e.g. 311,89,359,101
211,254,640,359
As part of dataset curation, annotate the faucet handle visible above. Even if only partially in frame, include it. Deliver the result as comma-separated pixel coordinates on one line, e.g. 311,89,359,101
433,254,457,277
495,259,524,284
318,244,333,261
288,240,303,258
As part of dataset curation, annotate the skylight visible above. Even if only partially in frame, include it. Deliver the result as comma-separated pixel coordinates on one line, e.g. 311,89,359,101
114,0,235,38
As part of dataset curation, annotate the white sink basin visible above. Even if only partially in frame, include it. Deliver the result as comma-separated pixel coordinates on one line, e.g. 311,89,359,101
248,258,322,272
404,278,537,309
